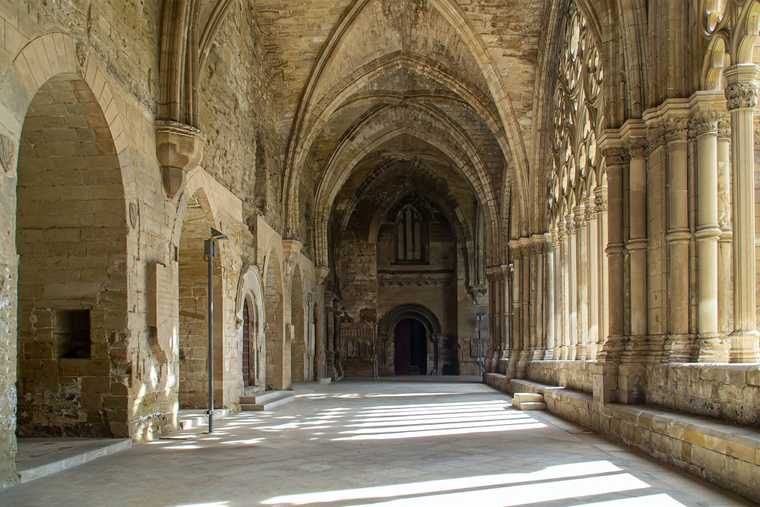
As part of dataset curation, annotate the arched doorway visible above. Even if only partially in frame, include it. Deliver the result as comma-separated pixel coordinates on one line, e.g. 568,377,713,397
394,319,428,375
378,304,445,376
290,267,305,384
264,251,284,389
177,192,223,408
16,74,128,437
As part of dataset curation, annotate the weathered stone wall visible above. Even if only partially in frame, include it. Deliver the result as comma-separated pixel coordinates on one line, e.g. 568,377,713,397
0,0,299,487
645,364,760,426
526,361,594,394
16,74,128,438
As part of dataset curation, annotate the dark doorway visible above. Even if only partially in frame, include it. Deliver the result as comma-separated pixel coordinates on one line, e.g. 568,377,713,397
242,301,254,387
394,319,427,375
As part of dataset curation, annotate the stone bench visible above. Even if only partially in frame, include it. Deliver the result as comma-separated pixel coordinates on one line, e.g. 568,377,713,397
604,403,760,499
511,392,546,411
485,374,760,500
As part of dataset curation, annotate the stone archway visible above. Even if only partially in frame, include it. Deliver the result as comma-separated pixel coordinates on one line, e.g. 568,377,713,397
264,250,285,390
378,304,443,376
16,73,129,437
236,266,266,390
177,192,224,408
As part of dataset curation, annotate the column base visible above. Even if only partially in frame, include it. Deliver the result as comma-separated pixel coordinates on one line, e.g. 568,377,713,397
543,349,555,361
664,333,697,363
531,349,545,361
696,334,730,363
729,331,760,363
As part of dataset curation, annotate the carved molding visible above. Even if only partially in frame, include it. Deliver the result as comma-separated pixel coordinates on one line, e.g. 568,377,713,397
155,120,205,198
725,81,758,110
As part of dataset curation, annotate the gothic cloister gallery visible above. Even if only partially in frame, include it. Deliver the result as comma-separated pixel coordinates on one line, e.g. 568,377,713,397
0,0,759,505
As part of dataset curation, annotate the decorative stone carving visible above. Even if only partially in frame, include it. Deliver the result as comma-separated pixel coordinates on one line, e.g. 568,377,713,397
664,117,689,142
0,134,15,173
689,111,720,137
155,121,205,198
725,81,758,110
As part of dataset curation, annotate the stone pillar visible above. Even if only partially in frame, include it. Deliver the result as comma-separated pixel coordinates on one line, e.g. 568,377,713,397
560,220,571,359
587,198,600,360
692,111,727,362
486,268,501,372
552,227,564,359
517,241,531,377
665,117,693,361
718,116,734,339
597,147,627,404
545,234,556,360
532,236,546,360
596,182,609,353
725,65,760,363
567,212,578,360
627,141,648,355
576,203,589,360
507,245,522,378
500,264,512,372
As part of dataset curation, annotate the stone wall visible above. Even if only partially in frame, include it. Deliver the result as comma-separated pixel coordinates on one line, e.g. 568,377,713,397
526,360,594,394
645,364,760,426
16,74,128,438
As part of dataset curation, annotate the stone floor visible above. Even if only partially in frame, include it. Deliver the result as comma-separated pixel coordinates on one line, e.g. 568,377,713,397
0,381,751,506
15,438,132,483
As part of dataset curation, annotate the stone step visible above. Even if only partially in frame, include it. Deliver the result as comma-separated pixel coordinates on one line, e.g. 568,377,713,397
18,439,132,484
241,390,295,411
513,392,544,403
178,409,229,431
517,401,547,411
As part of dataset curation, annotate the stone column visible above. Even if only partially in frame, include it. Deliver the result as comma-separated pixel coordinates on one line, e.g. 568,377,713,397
500,264,512,371
627,141,648,357
486,268,502,371
561,219,571,359
517,241,531,377
507,244,522,378
532,236,546,360
587,197,600,360
552,227,564,359
692,111,727,362
567,212,578,360
665,117,693,361
725,65,760,362
576,202,589,360
545,233,556,360
596,182,609,353
597,147,627,403
718,116,733,339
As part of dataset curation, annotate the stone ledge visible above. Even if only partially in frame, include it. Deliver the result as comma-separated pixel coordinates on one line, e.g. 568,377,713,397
604,403,760,498
485,374,760,501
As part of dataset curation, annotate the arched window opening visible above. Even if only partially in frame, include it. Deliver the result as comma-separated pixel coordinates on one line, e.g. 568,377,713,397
395,205,427,263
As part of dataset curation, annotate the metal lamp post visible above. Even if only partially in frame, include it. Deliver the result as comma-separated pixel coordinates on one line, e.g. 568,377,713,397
204,227,227,433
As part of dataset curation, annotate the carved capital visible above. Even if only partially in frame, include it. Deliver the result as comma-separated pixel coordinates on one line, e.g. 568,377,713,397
726,81,758,110
155,121,205,198
718,114,731,139
594,187,608,212
689,111,721,137
627,138,647,159
602,147,628,168
664,117,689,143
646,123,665,154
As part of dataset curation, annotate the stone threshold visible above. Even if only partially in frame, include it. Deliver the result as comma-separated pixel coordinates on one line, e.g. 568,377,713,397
16,438,132,485
485,373,760,502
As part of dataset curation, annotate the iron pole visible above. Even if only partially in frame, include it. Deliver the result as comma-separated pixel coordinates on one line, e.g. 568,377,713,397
206,239,215,433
